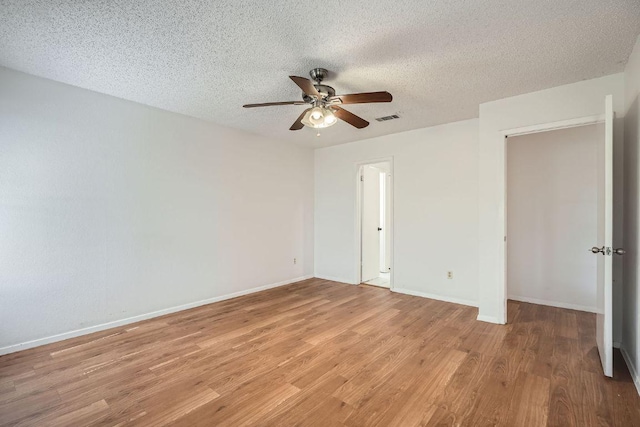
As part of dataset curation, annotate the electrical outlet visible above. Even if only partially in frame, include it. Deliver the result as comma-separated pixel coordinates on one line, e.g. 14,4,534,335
294,258,297,265
447,271,453,279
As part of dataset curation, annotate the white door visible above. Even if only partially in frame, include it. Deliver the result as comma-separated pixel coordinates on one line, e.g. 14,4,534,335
595,94,613,377
384,172,391,272
379,172,387,272
361,166,380,282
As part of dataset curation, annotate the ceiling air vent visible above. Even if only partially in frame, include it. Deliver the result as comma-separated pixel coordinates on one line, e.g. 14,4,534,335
375,114,400,122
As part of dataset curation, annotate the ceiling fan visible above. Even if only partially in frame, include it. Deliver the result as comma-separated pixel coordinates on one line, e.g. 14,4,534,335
242,68,393,132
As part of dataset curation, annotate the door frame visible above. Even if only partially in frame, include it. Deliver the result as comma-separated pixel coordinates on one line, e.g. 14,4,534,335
355,157,394,289
499,114,605,323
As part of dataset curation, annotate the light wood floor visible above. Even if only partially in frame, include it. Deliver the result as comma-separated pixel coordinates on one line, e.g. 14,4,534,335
1,278,639,426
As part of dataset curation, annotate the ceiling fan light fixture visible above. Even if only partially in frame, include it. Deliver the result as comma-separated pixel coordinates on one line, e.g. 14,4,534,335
301,106,337,129
310,107,323,120
323,109,337,125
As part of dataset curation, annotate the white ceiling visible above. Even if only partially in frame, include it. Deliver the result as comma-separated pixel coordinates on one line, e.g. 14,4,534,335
1,1,639,148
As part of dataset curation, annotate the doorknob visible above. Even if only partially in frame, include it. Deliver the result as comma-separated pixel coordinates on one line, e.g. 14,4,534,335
590,246,604,254
378,227,382,231
613,248,626,255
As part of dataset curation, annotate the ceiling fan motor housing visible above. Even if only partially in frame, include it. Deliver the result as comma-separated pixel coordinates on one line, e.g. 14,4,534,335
305,68,335,101
303,84,335,103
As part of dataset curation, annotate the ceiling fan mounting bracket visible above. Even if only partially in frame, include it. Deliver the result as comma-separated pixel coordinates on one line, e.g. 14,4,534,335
309,68,329,84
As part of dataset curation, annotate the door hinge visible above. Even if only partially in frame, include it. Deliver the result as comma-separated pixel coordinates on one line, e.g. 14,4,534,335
360,175,364,182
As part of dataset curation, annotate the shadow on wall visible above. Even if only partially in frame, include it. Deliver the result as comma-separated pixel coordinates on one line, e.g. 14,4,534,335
623,94,639,362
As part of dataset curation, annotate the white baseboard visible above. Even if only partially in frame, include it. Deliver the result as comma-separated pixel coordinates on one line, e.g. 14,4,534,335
508,295,597,313
476,314,504,324
621,345,640,396
313,275,356,285
392,287,478,308
0,275,313,356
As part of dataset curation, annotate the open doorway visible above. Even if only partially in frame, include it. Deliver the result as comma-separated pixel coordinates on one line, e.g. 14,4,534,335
359,161,392,288
506,123,602,313
505,111,618,378
500,97,616,378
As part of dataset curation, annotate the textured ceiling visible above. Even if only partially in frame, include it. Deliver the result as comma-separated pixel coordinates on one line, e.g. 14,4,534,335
1,1,639,148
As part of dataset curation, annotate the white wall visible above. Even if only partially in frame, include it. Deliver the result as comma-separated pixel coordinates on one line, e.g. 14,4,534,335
0,67,314,354
315,119,479,306
478,73,626,327
507,125,600,312
623,35,640,393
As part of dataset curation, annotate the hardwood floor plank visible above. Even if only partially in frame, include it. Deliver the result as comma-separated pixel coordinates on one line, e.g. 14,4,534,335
386,404,438,427
459,355,518,425
555,310,579,339
331,342,418,407
17,398,110,427
424,406,460,426
611,353,640,426
0,388,61,425
256,374,352,426
547,381,580,427
0,280,638,426
364,348,467,426
506,372,550,426
434,350,491,416
133,387,220,427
